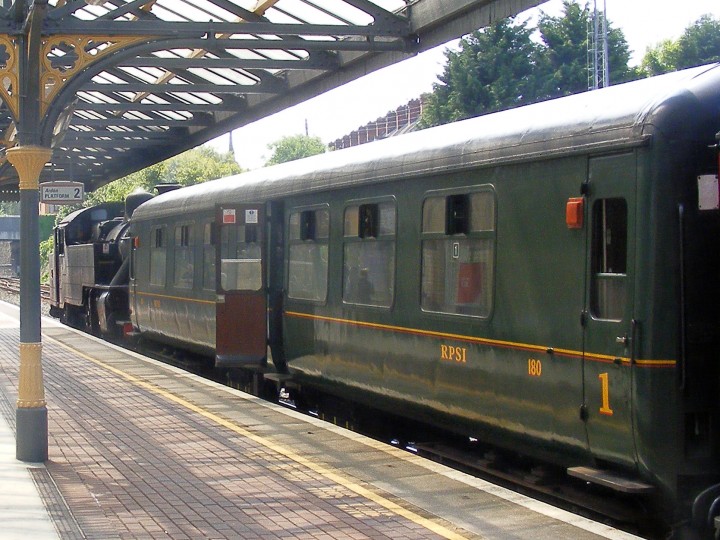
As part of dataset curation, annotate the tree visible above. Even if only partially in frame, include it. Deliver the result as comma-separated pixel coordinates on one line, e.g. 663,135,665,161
420,1,636,128
641,39,679,76
537,1,635,98
0,201,19,215
265,134,326,165
164,146,242,187
641,15,720,76
85,146,241,208
39,236,54,283
421,18,545,127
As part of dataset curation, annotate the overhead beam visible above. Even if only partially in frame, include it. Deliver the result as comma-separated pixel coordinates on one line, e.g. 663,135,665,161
0,0,553,191
128,37,410,53
75,101,245,113
83,81,285,94
121,55,338,70
72,116,212,127
409,0,546,49
45,20,409,38
55,139,167,149
61,130,179,141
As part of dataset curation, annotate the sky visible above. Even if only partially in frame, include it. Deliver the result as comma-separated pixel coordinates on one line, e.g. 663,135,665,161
209,0,720,170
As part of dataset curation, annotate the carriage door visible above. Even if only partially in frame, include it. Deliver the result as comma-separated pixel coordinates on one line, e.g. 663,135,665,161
215,204,267,368
583,153,637,467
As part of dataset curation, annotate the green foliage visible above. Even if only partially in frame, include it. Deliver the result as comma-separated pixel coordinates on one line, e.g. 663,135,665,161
86,147,241,207
39,236,54,283
421,1,636,128
163,146,243,187
641,15,720,75
537,1,635,95
265,135,326,165
421,18,545,126
38,215,54,242
85,175,150,207
537,1,591,96
0,201,19,215
641,39,678,76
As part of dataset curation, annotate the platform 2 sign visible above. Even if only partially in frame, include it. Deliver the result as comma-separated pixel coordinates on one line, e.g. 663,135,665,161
39,182,84,204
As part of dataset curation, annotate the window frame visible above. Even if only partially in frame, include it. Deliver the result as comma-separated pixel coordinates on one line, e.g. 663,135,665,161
149,224,167,287
342,196,397,308
173,222,194,289
590,197,628,321
286,204,330,303
420,185,496,319
202,221,216,291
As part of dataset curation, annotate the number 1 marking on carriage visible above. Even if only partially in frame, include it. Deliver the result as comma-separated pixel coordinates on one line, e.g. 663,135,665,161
598,372,614,416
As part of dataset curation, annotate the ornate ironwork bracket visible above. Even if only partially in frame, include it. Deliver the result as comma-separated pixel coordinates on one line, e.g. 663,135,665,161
40,34,153,116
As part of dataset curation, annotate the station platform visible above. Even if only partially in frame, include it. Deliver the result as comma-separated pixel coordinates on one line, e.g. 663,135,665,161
0,301,641,540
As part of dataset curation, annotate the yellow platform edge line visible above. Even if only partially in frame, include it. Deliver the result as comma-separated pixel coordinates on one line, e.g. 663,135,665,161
46,335,472,540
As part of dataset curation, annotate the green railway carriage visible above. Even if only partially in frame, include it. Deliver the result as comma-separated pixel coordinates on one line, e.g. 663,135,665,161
121,64,720,533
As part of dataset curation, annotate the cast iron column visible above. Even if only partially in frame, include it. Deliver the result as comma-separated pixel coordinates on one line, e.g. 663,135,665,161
8,145,52,462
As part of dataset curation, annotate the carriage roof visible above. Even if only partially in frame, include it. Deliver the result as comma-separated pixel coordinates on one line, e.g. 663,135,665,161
132,64,720,222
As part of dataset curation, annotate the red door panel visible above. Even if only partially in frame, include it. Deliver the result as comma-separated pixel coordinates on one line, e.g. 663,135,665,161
215,205,267,368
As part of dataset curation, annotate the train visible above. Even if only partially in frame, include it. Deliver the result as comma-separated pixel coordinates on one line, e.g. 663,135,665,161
50,64,720,537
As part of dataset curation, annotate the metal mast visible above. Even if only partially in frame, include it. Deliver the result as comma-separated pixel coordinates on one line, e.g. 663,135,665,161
588,0,610,89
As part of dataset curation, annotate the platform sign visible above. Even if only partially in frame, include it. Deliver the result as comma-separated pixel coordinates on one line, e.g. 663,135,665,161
40,182,84,204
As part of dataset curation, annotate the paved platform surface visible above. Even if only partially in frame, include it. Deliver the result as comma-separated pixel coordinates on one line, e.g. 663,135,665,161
0,301,642,539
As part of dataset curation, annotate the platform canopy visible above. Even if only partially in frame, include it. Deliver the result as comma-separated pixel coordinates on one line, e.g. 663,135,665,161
0,0,544,195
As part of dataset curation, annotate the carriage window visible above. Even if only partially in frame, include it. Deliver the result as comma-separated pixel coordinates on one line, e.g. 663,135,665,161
343,201,395,307
421,190,495,317
220,221,262,292
174,224,193,289
591,198,627,320
447,194,469,235
149,226,167,286
422,196,445,233
287,208,329,302
202,223,215,290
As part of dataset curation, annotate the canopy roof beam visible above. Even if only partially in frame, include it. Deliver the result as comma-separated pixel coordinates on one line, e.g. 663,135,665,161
0,0,544,191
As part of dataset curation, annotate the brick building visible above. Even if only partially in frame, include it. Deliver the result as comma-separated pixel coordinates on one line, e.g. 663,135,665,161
329,97,424,151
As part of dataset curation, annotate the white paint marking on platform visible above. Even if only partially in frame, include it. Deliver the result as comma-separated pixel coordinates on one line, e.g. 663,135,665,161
0,414,60,540
0,309,18,328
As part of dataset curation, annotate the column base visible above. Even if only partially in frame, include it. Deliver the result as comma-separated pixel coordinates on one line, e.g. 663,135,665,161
16,406,48,462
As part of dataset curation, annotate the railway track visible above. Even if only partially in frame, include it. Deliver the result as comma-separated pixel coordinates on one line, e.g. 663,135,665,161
0,277,50,299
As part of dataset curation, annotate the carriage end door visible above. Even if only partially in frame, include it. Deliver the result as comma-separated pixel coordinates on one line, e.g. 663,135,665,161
215,205,267,368
583,153,638,467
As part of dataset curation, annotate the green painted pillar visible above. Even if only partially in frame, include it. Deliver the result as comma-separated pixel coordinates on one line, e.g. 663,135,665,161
7,145,52,463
